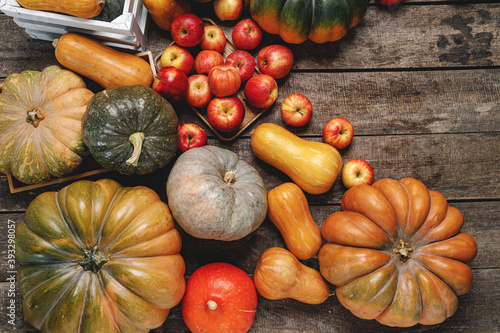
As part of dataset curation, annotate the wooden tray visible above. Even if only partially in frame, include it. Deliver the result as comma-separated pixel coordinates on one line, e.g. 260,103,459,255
155,18,269,141
1,51,157,193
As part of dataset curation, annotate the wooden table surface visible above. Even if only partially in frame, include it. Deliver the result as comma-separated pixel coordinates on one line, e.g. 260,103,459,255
0,1,499,332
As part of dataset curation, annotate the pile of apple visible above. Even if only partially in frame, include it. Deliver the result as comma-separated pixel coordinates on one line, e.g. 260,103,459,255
152,14,294,134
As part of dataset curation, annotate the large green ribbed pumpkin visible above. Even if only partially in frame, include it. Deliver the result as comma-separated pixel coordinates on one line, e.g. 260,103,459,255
82,85,179,175
0,65,93,184
250,0,370,44
15,179,186,332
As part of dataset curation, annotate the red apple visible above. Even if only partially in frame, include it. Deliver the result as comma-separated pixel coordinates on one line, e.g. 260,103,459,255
178,123,207,152
170,13,204,47
231,19,263,50
257,44,294,79
213,0,244,21
244,74,278,109
200,25,227,53
160,44,194,75
281,93,313,126
342,159,375,189
186,74,213,108
207,96,245,132
208,65,241,97
195,50,225,74
323,117,354,149
152,66,189,103
378,0,404,5
225,50,255,82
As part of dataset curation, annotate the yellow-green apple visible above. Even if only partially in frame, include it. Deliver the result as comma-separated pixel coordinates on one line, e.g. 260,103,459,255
342,159,374,189
200,25,227,53
323,116,354,149
178,123,207,152
281,93,313,126
257,44,294,79
213,0,244,21
152,66,189,103
231,19,263,50
244,74,278,108
195,50,225,74
170,13,204,47
225,50,255,82
207,96,245,132
208,65,241,97
160,44,194,75
186,74,213,108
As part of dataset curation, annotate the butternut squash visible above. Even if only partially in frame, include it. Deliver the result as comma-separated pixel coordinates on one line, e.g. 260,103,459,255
17,0,105,18
53,33,154,89
253,247,330,304
267,183,322,259
251,123,342,194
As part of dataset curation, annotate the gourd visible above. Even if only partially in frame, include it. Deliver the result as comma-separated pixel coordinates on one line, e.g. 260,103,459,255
251,123,342,195
182,263,257,333
253,247,330,304
267,182,322,259
17,0,105,18
250,0,369,44
166,145,268,241
0,65,93,184
15,179,186,332
82,85,179,175
142,0,191,31
318,178,478,327
53,32,154,89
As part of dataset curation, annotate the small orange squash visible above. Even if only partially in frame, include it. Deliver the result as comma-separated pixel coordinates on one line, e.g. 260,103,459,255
142,0,191,31
251,123,342,194
17,0,105,18
53,33,154,89
253,247,330,304
267,182,322,259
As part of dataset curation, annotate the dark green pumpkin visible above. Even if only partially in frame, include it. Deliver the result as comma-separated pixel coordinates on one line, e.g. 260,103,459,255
250,0,369,44
93,0,125,22
82,85,179,175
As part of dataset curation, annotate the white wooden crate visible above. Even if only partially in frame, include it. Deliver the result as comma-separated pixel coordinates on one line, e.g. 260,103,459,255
0,0,149,51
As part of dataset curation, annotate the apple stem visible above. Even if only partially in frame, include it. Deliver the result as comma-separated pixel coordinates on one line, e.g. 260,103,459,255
126,132,145,167
207,300,217,311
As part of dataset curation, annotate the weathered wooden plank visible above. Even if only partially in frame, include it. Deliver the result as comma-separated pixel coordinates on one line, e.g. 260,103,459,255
1,267,498,332
1,3,499,77
1,131,497,211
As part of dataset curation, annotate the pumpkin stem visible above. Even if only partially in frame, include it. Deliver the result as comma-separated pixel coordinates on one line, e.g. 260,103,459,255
223,171,237,185
26,108,45,128
207,300,218,311
393,239,414,262
78,246,108,273
126,132,145,167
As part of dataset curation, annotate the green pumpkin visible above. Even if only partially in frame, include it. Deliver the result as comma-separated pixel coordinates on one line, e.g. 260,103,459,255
0,65,93,184
15,179,186,332
82,85,179,175
94,0,125,22
250,0,369,44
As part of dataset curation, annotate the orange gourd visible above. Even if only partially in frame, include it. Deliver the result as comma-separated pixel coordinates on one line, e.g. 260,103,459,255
267,182,322,259
251,123,342,194
253,247,330,304
17,0,105,18
53,33,154,89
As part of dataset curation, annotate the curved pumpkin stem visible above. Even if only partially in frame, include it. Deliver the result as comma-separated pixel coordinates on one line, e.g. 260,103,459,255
126,132,145,167
224,170,237,185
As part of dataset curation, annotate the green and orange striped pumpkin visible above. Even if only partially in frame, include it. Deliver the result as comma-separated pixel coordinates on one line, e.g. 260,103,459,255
0,65,93,184
249,0,370,44
15,179,186,332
